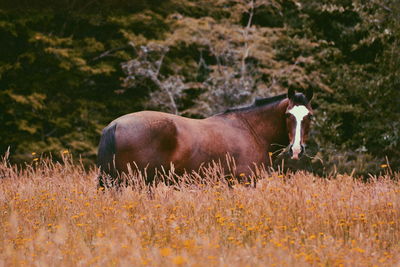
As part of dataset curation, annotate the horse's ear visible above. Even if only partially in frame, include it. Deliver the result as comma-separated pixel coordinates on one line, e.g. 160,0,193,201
287,87,295,100
306,87,313,101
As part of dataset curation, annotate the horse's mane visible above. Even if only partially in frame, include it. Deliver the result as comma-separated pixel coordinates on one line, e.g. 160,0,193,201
223,93,287,114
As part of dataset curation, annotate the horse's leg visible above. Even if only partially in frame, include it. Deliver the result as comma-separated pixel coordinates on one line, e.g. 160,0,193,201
224,174,235,189
235,166,257,188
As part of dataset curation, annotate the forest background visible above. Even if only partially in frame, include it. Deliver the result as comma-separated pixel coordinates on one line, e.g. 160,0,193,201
0,0,399,175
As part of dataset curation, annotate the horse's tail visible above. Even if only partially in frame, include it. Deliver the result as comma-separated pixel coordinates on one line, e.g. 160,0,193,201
97,123,117,188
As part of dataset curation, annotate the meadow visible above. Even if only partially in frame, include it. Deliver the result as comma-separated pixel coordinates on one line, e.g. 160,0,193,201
0,155,399,267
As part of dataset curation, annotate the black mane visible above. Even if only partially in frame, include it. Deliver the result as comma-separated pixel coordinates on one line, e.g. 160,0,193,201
223,93,287,114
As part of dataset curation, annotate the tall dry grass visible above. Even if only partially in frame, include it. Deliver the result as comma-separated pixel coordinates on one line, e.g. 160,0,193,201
0,155,399,266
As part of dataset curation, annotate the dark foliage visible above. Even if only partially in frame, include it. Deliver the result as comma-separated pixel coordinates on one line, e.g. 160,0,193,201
0,0,398,174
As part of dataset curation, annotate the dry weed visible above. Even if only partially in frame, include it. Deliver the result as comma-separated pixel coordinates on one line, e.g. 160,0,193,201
0,156,399,266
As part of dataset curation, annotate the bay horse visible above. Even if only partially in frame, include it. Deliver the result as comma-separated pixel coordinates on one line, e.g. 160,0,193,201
97,87,314,187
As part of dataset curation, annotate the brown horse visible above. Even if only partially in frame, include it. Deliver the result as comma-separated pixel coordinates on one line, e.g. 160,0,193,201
97,87,314,187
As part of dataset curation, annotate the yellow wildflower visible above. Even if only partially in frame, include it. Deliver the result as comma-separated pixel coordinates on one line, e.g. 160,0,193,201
160,248,172,257
173,256,186,265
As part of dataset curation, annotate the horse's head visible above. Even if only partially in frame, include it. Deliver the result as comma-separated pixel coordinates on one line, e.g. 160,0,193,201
285,87,314,160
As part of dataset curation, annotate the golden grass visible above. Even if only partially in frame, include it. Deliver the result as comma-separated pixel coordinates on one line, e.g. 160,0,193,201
0,156,399,267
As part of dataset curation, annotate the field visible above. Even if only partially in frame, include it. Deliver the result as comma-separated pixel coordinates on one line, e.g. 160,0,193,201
0,156,399,267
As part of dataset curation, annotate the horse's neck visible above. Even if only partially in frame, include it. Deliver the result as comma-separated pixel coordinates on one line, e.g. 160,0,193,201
237,99,289,146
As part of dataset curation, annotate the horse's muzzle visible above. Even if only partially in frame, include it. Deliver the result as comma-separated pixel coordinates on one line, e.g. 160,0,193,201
288,144,305,160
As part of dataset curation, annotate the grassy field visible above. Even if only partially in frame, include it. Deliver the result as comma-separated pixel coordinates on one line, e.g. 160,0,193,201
0,156,399,267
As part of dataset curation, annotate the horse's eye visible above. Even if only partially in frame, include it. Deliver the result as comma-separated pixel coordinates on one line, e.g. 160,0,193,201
285,113,291,118
307,114,314,119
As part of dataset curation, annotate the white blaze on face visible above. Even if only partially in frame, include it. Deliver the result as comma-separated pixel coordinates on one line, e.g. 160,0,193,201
288,105,310,159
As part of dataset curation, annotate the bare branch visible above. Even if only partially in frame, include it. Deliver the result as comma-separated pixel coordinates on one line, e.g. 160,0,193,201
92,45,131,62
241,0,255,78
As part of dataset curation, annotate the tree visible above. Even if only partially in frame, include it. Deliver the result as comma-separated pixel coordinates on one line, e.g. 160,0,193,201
122,0,325,117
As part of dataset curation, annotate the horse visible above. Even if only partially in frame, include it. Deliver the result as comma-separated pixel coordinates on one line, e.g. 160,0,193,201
97,87,314,187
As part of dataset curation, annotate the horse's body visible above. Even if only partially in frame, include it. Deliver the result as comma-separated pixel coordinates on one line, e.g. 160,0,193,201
97,88,313,187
